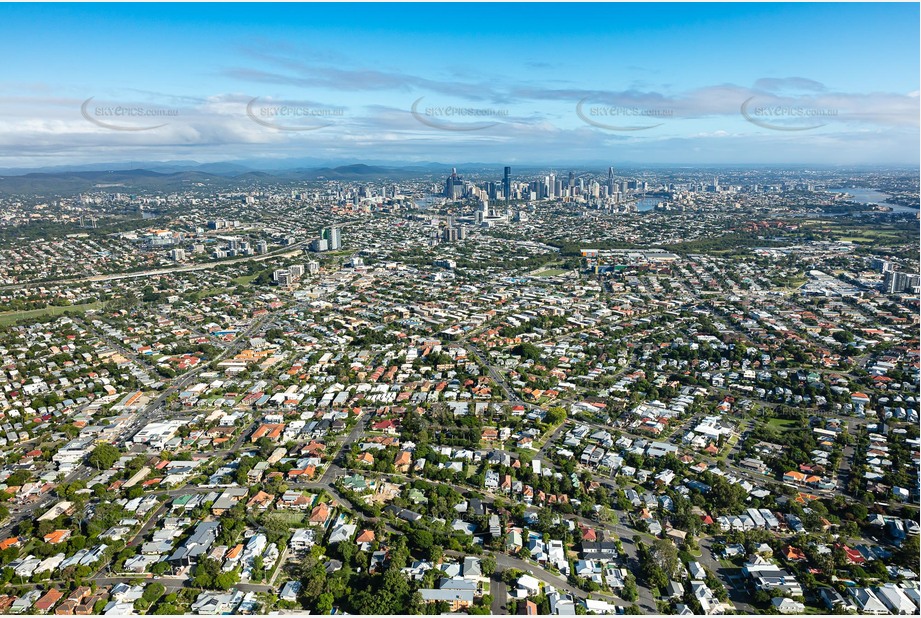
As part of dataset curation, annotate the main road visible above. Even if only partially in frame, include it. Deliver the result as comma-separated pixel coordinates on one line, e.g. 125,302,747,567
0,242,307,292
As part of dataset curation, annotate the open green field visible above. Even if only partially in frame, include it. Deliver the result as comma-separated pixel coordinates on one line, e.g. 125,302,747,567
0,301,105,326
263,511,304,526
532,269,568,277
763,417,800,431
772,276,807,289
800,220,915,245
840,230,902,238
838,233,901,244
231,274,258,286
193,286,230,300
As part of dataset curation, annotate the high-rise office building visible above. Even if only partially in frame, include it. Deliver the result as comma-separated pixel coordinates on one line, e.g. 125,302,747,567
503,166,511,203
870,258,892,273
320,227,341,251
444,168,465,200
273,269,292,287
883,270,918,294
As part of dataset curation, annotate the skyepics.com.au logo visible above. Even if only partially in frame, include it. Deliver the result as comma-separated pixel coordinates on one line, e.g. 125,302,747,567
81,97,179,131
576,98,673,131
411,97,509,131
740,97,837,131
246,97,345,131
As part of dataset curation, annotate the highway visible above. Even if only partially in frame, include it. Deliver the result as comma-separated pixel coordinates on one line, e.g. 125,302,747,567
0,242,307,292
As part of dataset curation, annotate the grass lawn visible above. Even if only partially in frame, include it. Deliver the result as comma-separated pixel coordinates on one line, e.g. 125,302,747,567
802,605,829,614
193,286,230,300
263,511,304,527
763,417,800,430
0,301,105,326
532,269,568,277
231,274,258,285
718,433,741,460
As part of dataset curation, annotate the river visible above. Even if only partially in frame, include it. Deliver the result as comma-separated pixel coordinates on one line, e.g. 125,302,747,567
826,187,918,214
635,197,663,212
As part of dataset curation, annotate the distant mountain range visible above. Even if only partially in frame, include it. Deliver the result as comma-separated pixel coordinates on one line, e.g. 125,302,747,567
0,161,524,195
0,159,469,177
0,169,233,195
0,159,565,195
0,163,456,195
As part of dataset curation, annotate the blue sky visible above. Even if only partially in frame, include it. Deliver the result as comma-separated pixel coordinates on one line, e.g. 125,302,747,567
0,3,918,167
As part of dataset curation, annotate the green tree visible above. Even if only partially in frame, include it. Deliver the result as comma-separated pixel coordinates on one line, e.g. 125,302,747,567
512,342,541,361
192,557,221,589
214,570,239,590
649,539,680,579
410,529,434,552
150,561,169,576
544,407,567,425
142,582,165,603
87,443,120,470
622,574,639,602
895,535,920,571
316,592,334,614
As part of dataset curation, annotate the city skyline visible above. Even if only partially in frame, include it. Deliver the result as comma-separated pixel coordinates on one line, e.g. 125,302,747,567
0,3,918,168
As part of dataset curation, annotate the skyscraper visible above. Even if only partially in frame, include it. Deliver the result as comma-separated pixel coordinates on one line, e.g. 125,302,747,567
503,166,511,204
884,270,911,294
325,227,341,251
445,172,455,199
444,168,466,200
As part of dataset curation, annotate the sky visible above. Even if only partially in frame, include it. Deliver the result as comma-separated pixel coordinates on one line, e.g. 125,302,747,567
0,2,918,168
